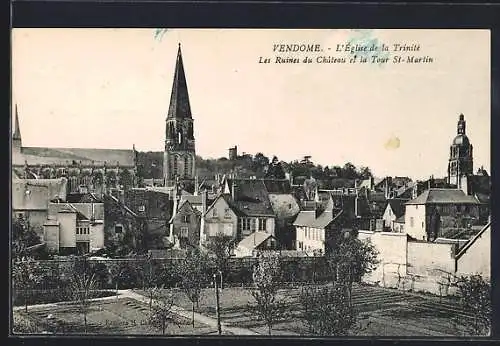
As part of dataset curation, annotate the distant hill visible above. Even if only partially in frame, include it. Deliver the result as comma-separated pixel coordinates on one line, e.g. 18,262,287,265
136,151,373,183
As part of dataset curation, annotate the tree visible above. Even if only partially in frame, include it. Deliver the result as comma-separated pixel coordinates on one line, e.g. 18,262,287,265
204,232,236,289
70,260,98,333
119,169,133,190
357,166,372,179
454,275,491,336
141,256,159,309
248,254,287,335
342,162,358,179
175,248,211,327
326,231,379,308
299,284,356,336
266,156,286,179
12,257,43,312
12,216,42,259
147,291,178,335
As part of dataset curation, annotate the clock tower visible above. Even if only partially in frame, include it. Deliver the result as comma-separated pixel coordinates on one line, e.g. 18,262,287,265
163,44,196,187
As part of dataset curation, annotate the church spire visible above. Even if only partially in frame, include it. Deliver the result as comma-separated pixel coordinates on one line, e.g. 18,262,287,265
167,43,192,120
457,113,466,135
13,104,21,141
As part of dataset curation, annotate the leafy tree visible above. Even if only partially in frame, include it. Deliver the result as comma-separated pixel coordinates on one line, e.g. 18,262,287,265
205,232,236,289
342,162,358,179
249,254,288,335
454,275,491,336
147,291,178,335
141,256,159,309
175,248,212,327
299,284,356,336
266,156,286,179
357,166,372,179
12,257,43,312
70,263,98,333
119,169,133,190
12,216,42,259
326,230,379,308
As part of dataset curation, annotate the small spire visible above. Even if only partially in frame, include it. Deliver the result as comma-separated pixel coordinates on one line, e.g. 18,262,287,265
13,104,21,141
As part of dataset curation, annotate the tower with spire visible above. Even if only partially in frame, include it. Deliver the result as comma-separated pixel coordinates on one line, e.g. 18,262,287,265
12,105,23,157
163,44,197,187
447,113,473,192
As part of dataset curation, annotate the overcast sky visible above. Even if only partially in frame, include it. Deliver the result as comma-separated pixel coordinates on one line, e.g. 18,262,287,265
12,29,490,180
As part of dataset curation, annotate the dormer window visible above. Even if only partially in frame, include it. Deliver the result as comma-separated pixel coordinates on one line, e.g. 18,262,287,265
138,205,145,212
183,215,190,223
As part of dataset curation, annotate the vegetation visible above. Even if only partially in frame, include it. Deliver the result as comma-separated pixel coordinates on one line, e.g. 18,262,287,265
204,233,236,289
175,248,212,327
12,216,43,259
299,284,356,336
249,254,288,335
70,263,98,333
136,151,373,183
326,230,379,307
454,274,491,336
147,291,178,335
12,257,43,312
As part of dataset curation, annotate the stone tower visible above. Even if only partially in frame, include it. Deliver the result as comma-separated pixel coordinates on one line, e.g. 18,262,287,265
163,44,196,187
12,104,22,158
447,114,473,192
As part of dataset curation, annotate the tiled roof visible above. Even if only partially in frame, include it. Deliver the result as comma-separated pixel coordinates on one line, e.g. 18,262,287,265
395,215,405,223
237,231,274,251
387,199,407,218
180,194,203,206
226,179,275,217
293,208,342,229
406,189,480,205
263,179,292,194
19,147,135,167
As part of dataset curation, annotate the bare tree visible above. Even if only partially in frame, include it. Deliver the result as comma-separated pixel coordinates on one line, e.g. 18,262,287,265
326,231,378,308
141,256,158,309
175,248,211,328
204,232,236,289
70,268,98,333
12,257,43,312
299,284,356,336
249,254,287,335
147,291,178,335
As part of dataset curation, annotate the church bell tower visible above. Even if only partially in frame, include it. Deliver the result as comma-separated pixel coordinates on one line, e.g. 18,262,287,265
163,44,196,187
447,114,473,192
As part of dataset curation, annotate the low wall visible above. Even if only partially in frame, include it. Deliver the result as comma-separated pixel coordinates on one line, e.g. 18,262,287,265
358,231,459,296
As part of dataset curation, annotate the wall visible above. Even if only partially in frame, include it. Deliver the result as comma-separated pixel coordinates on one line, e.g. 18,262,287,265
57,211,77,249
296,226,325,254
393,221,404,233
43,224,60,252
404,204,427,240
358,230,407,288
90,222,105,251
25,210,49,234
456,224,490,278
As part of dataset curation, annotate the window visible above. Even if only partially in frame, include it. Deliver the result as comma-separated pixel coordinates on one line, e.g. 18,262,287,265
415,205,418,210
115,225,123,234
180,227,189,237
224,208,231,219
409,217,414,228
240,218,251,231
138,205,145,212
288,204,292,209
183,215,190,223
298,241,303,250
421,221,424,229
258,218,267,231
305,228,308,238
213,208,218,217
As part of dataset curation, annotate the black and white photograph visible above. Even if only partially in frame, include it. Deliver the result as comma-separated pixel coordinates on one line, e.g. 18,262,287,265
10,28,491,337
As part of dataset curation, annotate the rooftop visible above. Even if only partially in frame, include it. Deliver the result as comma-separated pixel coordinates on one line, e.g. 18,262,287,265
406,188,480,205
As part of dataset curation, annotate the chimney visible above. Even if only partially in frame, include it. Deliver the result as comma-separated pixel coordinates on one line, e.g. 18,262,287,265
231,180,236,200
194,176,199,196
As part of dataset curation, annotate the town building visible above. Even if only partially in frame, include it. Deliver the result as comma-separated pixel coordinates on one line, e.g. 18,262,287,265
404,188,481,241
382,198,408,231
447,114,474,192
11,106,137,197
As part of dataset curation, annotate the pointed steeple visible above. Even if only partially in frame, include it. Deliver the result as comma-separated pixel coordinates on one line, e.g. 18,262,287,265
167,43,192,120
13,104,22,141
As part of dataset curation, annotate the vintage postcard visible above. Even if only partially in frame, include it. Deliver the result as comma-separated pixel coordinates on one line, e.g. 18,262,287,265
11,28,491,337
